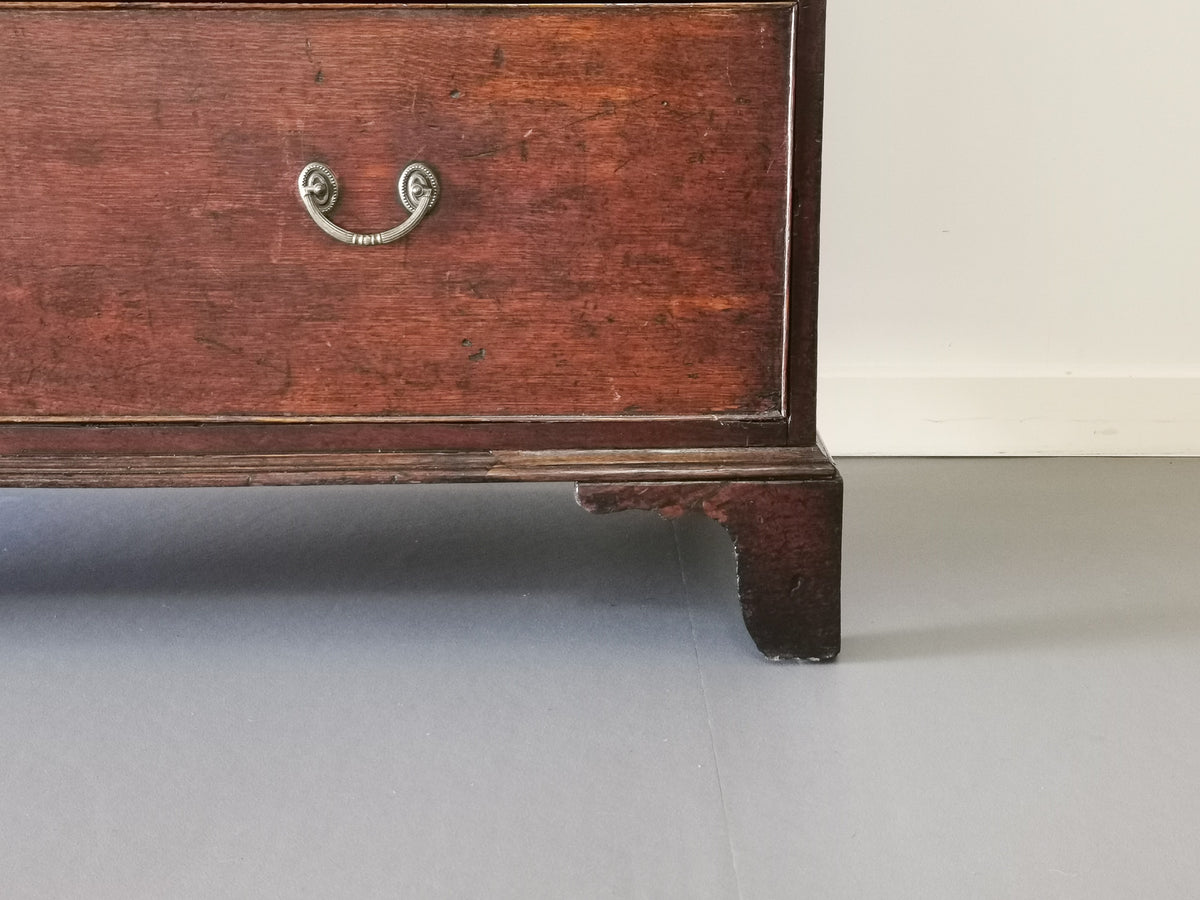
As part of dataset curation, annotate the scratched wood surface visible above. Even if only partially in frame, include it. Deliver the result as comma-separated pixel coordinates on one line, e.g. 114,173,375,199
0,5,793,421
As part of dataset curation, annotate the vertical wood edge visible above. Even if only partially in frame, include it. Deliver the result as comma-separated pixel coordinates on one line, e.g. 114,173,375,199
785,0,826,445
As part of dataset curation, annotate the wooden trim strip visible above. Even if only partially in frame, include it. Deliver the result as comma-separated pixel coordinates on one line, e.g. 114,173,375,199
0,446,837,487
785,0,825,445
8,4,797,10
0,418,789,455
0,413,784,425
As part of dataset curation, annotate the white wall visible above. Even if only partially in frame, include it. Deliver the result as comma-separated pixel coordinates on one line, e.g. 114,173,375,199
817,0,1200,455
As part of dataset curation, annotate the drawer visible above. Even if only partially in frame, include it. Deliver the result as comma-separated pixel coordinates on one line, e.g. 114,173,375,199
0,4,797,423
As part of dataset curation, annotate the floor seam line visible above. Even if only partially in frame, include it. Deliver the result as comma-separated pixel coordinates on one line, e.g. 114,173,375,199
673,520,744,900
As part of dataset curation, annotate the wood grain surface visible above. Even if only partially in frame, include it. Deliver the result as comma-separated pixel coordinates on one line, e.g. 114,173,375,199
0,5,795,421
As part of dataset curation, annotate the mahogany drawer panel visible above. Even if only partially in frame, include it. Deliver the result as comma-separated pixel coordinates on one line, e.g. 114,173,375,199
0,5,795,422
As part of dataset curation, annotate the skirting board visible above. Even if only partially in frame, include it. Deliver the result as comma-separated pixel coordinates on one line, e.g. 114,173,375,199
817,376,1200,457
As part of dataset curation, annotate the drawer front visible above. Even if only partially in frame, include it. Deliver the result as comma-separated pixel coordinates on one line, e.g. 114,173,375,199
0,5,795,422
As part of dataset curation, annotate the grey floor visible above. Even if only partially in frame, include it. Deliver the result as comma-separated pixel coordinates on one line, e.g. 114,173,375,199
0,459,1197,898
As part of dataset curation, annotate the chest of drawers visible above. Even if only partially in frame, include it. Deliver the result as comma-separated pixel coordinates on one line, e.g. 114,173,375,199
0,2,840,661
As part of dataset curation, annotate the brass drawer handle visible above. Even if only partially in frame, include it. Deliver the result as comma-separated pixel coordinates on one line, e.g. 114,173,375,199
297,161,439,246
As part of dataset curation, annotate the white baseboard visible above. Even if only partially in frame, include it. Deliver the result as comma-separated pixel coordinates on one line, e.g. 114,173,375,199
816,375,1200,456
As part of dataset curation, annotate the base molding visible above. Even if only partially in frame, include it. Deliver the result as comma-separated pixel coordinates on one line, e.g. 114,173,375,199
1,441,845,661
0,445,837,488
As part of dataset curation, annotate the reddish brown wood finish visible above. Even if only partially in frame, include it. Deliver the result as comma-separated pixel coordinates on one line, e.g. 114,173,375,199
0,5,793,421
577,472,842,661
0,417,788,457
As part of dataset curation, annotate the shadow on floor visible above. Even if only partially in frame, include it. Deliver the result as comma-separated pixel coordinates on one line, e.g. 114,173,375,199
0,483,687,606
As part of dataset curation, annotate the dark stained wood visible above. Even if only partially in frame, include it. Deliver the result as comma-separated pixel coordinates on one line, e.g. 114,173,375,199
786,0,827,444
0,445,834,488
0,417,789,456
0,5,793,421
577,472,842,661
6,3,797,7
